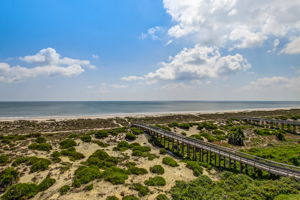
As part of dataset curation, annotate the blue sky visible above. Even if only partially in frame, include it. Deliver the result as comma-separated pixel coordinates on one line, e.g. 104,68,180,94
0,0,300,101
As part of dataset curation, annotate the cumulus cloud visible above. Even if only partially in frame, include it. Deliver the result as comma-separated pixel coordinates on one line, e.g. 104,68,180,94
121,75,144,81
140,26,163,40
0,48,95,83
163,0,300,49
144,45,250,81
267,39,280,53
281,37,300,54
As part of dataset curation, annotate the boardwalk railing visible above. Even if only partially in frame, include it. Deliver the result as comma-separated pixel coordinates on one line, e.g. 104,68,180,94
133,123,300,180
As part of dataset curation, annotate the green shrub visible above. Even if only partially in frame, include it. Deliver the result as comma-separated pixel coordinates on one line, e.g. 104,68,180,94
168,122,179,128
60,147,85,161
156,194,169,200
101,167,128,185
35,137,46,143
199,132,217,142
177,123,191,130
68,133,79,139
159,148,167,155
185,161,203,177
144,176,166,186
162,157,178,167
181,132,187,136
72,166,101,187
128,166,148,175
106,196,119,200
28,143,52,151
228,127,245,146
1,183,39,200
59,139,77,149
125,133,136,141
92,140,109,147
51,151,61,163
0,154,9,165
197,122,217,130
150,165,165,175
113,141,130,151
274,194,300,200
38,177,56,191
94,130,109,139
130,183,150,197
212,130,225,135
83,184,93,191
0,167,18,191
59,185,70,195
80,135,92,143
130,127,143,135
86,150,118,169
29,158,51,173
122,195,139,200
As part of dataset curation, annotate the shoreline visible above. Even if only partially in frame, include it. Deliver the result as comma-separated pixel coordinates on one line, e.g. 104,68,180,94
0,106,299,121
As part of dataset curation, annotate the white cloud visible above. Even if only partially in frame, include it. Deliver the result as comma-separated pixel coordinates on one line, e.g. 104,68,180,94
140,26,163,40
267,39,280,53
121,75,144,81
281,37,300,54
163,0,300,49
245,76,288,90
0,48,95,83
143,45,250,81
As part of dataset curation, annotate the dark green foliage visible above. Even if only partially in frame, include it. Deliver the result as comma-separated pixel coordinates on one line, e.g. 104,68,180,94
127,166,148,175
0,154,9,165
168,122,179,128
169,172,300,200
199,132,217,142
60,147,85,161
28,143,52,151
59,139,77,149
150,165,164,175
122,195,139,200
185,161,203,177
276,132,286,141
101,167,128,185
159,148,167,155
162,157,178,167
181,131,187,136
86,150,118,169
80,135,92,143
72,166,101,187
92,140,109,147
130,127,143,135
144,176,166,186
0,167,18,191
197,122,217,130
106,196,119,200
243,144,300,166
68,133,79,139
13,156,51,173
38,177,56,191
113,141,130,151
190,134,204,141
125,133,136,141
51,151,61,163
1,183,38,200
156,194,169,200
83,184,93,191
212,129,225,135
94,130,109,139
274,194,300,200
228,127,245,146
59,185,70,195
35,137,46,143
130,183,150,197
177,123,192,130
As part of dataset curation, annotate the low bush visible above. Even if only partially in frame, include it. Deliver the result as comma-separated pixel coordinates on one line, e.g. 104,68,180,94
106,196,119,200
92,140,109,147
113,141,130,151
128,166,148,175
51,151,61,163
72,166,101,188
162,157,178,167
150,165,165,175
159,148,167,155
199,132,217,142
177,123,192,130
168,122,179,128
122,195,139,200
228,127,245,146
185,161,203,177
94,130,109,139
38,176,56,191
13,156,51,173
197,122,218,130
86,150,118,169
80,135,92,143
83,184,93,191
59,185,70,195
130,183,150,197
59,139,77,149
212,129,225,135
101,167,128,185
60,147,85,161
125,133,136,141
0,167,18,191
28,143,52,151
68,133,79,139
0,154,9,165
144,176,166,186
1,183,39,200
130,127,143,135
35,137,46,143
156,194,169,200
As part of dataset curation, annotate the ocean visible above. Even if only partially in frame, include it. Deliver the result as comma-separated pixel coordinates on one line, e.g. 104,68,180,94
0,101,299,119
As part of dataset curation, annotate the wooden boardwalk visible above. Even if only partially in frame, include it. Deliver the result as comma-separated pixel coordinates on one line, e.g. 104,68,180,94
133,123,300,180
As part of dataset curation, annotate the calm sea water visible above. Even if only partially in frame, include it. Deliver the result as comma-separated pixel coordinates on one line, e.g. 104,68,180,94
0,101,299,118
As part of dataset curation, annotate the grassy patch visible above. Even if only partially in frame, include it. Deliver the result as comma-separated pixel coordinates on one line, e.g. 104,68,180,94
80,135,92,143
101,167,128,185
0,154,9,165
38,176,56,191
35,137,46,143
59,139,77,149
150,165,165,175
28,143,52,151
127,166,148,175
12,156,51,173
72,166,101,188
0,167,18,192
83,184,93,191
185,161,203,177
125,133,137,141
1,183,39,200
162,157,179,167
122,195,139,200
156,194,169,200
86,149,118,169
106,196,119,200
60,147,85,161
59,185,70,195
130,183,150,197
144,176,166,186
